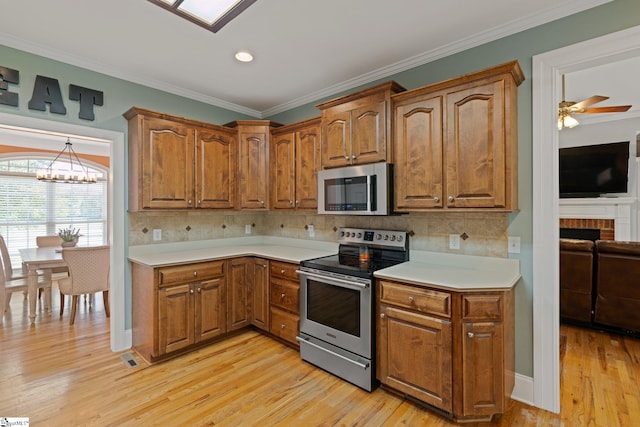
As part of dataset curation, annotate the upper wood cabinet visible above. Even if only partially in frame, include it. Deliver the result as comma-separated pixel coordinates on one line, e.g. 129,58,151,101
227,120,279,210
270,118,321,210
317,81,405,168
125,107,236,211
392,61,524,212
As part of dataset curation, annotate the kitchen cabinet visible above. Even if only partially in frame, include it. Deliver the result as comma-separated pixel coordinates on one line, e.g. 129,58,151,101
124,107,236,211
392,61,524,211
228,258,251,331
269,260,300,346
317,81,405,168
377,279,514,423
250,258,270,331
132,260,227,363
270,118,321,210
227,120,279,210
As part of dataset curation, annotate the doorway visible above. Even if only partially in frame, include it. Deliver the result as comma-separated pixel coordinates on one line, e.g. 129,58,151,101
0,112,127,351
532,25,640,413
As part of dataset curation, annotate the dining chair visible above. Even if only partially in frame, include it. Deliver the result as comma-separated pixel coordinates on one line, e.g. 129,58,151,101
59,245,110,325
0,240,51,316
36,234,70,283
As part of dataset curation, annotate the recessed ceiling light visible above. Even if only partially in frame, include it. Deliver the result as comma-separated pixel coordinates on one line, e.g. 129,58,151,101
235,51,254,62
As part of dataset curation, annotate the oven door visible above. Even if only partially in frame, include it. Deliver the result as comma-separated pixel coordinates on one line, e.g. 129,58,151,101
297,268,372,358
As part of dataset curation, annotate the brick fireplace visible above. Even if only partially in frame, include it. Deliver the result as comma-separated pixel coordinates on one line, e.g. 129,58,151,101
559,218,614,240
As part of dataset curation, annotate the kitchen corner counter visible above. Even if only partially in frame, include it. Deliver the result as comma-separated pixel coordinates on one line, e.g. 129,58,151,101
128,236,338,267
374,250,520,291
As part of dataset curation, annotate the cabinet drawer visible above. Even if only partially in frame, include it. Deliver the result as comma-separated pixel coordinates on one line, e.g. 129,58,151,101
158,260,225,287
462,294,503,320
270,307,299,345
379,280,451,318
270,279,300,314
270,261,299,281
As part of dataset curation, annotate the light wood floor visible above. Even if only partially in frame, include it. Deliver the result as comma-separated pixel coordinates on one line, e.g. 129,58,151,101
1,290,639,426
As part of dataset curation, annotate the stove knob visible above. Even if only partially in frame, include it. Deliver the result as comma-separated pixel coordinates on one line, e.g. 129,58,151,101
376,233,382,240
397,236,404,243
383,234,389,240
390,235,396,241
357,232,362,238
340,231,345,237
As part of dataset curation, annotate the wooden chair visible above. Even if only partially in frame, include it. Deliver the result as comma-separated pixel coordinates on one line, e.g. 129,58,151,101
0,235,53,311
58,245,110,325
0,240,51,316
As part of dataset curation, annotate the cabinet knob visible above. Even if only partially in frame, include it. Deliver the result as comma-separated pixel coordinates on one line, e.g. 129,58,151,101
433,196,439,203
280,269,285,274
380,313,386,318
197,287,201,293
467,332,474,338
260,200,265,206
190,289,194,294
188,199,193,205
448,196,455,202
262,264,268,268
281,293,286,300
197,200,201,205
193,271,198,277
281,323,286,329
408,296,414,303
295,200,300,206
344,156,350,160
289,200,293,205
351,155,357,159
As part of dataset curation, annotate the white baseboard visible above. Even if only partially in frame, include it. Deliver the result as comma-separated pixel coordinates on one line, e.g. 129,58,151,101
511,373,535,406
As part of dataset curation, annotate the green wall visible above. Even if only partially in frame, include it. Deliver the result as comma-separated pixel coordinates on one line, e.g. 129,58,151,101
2,0,640,378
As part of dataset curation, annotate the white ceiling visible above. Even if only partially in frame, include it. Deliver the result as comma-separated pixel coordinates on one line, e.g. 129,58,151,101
0,0,616,118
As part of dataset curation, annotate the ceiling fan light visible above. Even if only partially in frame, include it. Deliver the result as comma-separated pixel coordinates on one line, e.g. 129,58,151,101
564,115,579,128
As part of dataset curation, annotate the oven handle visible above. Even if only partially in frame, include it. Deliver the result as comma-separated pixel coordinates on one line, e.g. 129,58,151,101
296,336,370,370
296,269,370,290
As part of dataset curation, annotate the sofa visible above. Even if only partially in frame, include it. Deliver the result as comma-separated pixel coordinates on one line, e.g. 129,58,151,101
594,240,640,333
559,238,595,324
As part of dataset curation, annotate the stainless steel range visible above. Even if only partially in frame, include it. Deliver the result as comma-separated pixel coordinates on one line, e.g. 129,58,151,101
296,227,409,391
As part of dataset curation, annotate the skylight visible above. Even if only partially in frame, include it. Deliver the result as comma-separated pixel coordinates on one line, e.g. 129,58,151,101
148,0,257,33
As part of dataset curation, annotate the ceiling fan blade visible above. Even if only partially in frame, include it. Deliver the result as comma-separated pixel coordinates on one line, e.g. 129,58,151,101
577,105,632,114
571,95,609,110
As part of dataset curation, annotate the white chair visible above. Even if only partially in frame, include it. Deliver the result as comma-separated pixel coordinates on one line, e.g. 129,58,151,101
59,245,110,325
36,234,70,282
0,235,53,312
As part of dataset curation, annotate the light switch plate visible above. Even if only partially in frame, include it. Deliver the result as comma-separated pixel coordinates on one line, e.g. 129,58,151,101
153,229,162,241
245,224,252,234
449,234,460,250
508,236,521,254
308,225,315,238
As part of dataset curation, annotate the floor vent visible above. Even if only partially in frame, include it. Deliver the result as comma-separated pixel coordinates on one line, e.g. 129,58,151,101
120,352,140,368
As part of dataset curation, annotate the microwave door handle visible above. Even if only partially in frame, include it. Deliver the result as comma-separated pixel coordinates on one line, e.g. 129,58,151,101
369,174,376,212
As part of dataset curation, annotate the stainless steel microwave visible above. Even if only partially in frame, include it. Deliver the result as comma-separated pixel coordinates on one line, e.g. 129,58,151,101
317,162,392,215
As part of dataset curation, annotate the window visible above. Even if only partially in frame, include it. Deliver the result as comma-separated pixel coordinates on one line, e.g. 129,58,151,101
0,155,108,268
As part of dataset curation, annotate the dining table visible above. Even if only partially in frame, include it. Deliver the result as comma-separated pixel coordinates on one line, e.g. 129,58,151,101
19,246,67,324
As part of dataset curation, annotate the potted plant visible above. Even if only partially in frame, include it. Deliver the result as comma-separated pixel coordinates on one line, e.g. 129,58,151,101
58,225,80,247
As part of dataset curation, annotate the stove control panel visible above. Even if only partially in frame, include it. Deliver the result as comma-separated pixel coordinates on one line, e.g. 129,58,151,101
338,227,407,248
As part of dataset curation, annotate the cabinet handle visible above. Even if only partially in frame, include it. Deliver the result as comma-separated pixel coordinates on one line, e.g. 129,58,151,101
281,323,286,329
448,196,454,202
380,313,385,318
262,264,268,268
281,293,286,300
260,200,265,206
197,200,201,205
190,289,194,294
408,296,414,303
280,269,285,274
197,287,201,293
295,200,300,206
351,155,357,159
289,200,293,205
344,156,350,160
467,332,474,338
188,199,193,205
433,196,439,203
193,271,198,277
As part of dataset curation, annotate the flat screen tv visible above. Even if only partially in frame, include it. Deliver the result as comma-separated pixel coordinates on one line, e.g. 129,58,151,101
559,141,630,198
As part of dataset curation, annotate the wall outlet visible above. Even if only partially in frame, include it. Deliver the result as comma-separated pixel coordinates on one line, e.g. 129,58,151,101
308,224,315,238
449,234,460,250
152,229,162,241
245,224,252,234
508,236,521,254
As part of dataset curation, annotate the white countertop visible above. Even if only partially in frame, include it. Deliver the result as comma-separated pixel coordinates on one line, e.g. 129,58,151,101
128,236,338,267
129,238,520,291
374,250,520,291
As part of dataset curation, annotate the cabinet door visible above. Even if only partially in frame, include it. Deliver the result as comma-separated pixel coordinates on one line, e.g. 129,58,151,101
251,258,270,331
238,128,269,209
321,110,351,168
351,100,386,164
445,80,506,208
378,304,452,412
461,321,504,417
394,94,444,210
196,128,236,209
228,258,251,331
142,117,195,209
158,283,194,355
270,132,296,209
195,277,227,342
295,124,321,209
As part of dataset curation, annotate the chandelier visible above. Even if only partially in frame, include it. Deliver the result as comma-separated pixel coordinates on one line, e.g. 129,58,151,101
36,138,97,184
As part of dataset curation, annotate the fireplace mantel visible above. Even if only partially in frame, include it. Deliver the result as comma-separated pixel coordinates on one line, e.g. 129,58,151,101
559,197,636,241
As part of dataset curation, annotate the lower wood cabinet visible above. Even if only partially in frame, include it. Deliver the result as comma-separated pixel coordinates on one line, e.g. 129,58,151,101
250,258,270,332
268,260,300,346
377,279,514,423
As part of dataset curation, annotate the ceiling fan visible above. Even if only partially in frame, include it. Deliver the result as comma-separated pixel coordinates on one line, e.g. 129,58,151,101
558,74,632,130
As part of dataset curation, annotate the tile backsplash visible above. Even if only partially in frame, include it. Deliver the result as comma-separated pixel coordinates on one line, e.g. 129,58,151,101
128,211,508,257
